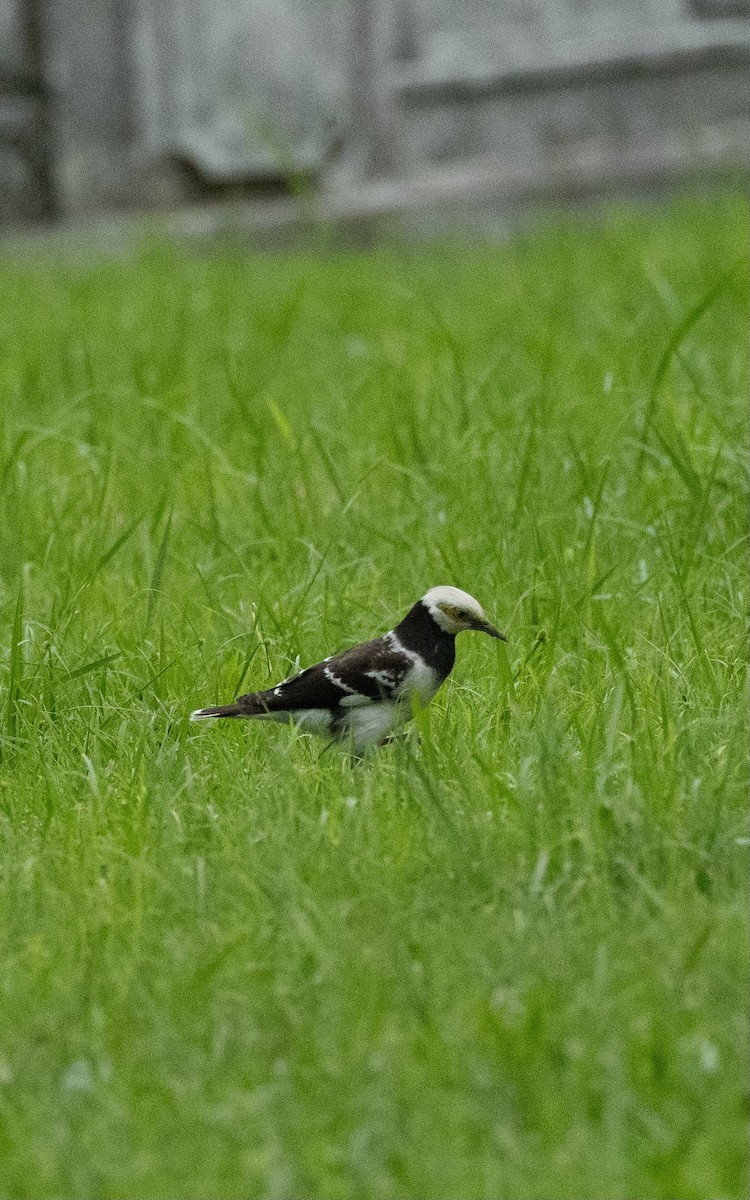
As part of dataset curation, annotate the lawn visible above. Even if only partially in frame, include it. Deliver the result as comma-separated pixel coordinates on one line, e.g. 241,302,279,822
0,192,747,1200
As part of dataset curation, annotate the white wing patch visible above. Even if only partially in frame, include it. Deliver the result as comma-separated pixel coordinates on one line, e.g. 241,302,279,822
366,668,399,692
324,666,358,694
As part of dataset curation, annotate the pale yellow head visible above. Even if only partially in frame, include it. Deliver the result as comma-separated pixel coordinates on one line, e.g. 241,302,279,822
421,585,506,639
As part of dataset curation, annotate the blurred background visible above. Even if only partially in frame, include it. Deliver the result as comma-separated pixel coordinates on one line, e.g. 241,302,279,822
0,0,748,242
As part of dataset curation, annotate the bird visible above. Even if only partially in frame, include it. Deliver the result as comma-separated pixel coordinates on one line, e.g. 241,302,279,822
190,585,506,753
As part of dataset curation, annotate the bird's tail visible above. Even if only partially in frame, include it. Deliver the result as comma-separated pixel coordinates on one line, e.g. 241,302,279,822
190,703,244,721
190,691,274,721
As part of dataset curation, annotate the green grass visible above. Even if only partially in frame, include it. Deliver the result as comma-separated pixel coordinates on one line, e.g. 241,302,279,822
0,192,747,1200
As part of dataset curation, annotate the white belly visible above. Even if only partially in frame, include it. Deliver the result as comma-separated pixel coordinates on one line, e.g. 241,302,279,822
265,704,401,752
399,659,442,707
344,702,405,751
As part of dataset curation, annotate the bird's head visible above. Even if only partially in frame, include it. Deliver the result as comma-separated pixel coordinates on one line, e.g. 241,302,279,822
421,585,507,640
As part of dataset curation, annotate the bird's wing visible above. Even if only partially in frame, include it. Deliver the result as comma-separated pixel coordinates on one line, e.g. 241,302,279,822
238,635,411,713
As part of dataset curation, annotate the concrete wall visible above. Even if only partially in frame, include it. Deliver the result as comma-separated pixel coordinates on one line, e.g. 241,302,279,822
395,16,750,179
0,0,747,228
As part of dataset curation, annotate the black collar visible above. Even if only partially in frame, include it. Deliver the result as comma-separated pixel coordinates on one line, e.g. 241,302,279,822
393,601,456,679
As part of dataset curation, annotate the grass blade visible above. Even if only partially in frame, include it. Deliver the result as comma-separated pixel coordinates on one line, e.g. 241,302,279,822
93,516,144,576
662,522,720,703
65,652,122,682
639,260,742,457
3,580,24,742
145,508,173,633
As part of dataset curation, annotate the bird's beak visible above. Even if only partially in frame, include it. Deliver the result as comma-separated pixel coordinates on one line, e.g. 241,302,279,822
475,618,507,641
